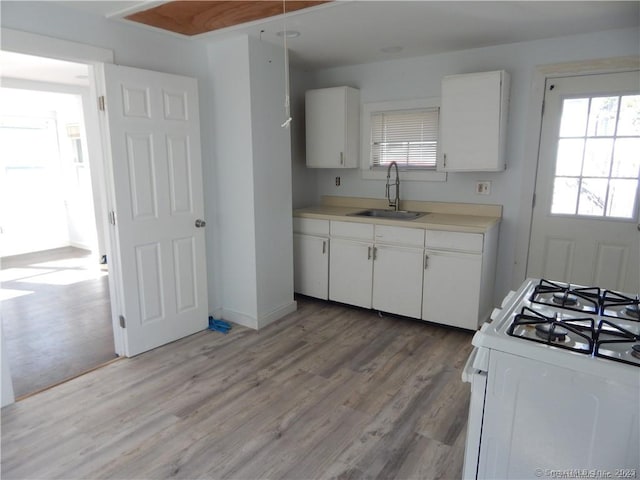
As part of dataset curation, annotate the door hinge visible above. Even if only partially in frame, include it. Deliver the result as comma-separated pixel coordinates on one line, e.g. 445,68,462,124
119,315,126,328
98,96,106,111
109,210,116,226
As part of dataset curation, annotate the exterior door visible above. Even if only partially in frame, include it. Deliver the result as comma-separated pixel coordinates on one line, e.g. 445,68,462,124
527,71,640,292
103,64,208,357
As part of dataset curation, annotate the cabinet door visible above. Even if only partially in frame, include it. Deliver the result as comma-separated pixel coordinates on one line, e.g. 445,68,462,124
329,238,373,308
422,250,482,329
440,71,506,172
293,234,329,300
372,245,424,319
306,88,346,168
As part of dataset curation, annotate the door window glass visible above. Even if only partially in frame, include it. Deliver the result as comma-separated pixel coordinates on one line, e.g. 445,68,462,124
551,94,640,218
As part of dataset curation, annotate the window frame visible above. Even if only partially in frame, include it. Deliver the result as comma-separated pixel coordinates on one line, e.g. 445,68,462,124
360,98,446,182
550,93,640,220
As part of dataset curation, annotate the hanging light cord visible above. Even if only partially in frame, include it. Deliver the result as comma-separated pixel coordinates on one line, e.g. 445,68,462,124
281,0,292,128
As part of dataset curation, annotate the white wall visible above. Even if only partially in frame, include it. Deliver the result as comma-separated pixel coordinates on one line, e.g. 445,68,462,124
207,35,296,328
207,36,258,322
293,27,640,302
248,37,296,323
290,68,318,208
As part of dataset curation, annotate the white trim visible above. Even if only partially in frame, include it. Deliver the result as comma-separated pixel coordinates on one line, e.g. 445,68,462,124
1,29,114,64
1,328,15,407
220,308,259,330
0,77,89,94
221,301,297,330
360,97,447,182
511,56,640,290
257,301,297,329
0,30,124,357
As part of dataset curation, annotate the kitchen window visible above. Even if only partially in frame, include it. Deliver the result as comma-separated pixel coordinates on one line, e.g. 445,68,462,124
371,108,438,169
361,98,446,181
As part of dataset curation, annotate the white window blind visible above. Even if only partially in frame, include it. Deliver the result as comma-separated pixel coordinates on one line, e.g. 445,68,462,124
370,107,439,169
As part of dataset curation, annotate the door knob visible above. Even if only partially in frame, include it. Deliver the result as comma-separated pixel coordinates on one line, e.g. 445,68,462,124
195,219,206,228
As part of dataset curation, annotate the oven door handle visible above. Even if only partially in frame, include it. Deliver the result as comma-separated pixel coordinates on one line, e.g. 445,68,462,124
462,347,479,383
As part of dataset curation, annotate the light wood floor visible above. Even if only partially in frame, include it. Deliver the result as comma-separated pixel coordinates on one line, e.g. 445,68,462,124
1,247,116,398
1,296,473,480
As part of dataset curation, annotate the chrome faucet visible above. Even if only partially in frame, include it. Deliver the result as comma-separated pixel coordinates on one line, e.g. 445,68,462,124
386,161,400,211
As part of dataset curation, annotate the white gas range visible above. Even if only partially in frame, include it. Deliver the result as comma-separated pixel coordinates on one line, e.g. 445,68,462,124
462,278,640,480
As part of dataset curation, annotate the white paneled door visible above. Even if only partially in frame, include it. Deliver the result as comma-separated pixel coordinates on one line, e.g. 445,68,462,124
104,64,208,357
527,71,640,293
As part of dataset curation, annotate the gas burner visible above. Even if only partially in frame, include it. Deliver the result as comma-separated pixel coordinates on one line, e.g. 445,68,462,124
507,307,595,354
595,319,640,367
552,292,578,306
601,290,640,322
626,304,640,319
529,279,600,314
535,322,569,341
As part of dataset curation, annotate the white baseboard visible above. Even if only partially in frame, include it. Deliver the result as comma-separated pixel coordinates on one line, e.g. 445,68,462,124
219,300,297,331
210,306,224,321
219,309,258,329
257,301,297,329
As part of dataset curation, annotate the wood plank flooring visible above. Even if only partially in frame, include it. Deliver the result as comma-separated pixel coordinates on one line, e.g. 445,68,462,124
1,247,116,398
1,296,474,479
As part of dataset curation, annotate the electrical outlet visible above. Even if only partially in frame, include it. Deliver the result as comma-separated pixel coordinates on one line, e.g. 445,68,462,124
476,181,491,195
335,176,341,186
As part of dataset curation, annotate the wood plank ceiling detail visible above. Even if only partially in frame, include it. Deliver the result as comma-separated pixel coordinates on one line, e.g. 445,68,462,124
125,1,330,36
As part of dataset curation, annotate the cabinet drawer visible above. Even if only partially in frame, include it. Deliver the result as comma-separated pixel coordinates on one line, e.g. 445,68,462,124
293,218,330,235
330,220,374,241
374,225,425,247
426,230,483,253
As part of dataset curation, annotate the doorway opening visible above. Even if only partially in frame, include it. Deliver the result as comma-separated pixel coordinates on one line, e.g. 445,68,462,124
0,52,117,399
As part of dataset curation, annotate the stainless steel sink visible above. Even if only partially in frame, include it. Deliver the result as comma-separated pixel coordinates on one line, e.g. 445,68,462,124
347,209,427,220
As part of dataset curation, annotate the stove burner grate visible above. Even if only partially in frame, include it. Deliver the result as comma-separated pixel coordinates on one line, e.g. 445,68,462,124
595,319,640,366
530,279,600,314
507,307,595,354
601,290,640,322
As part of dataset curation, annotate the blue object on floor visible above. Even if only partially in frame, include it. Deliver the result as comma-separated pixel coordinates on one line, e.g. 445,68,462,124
208,316,232,334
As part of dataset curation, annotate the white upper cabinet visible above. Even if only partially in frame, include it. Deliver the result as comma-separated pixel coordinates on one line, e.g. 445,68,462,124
438,70,510,172
305,86,359,168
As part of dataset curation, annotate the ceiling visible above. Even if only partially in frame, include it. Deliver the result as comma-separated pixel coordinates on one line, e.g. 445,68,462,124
54,1,640,70
2,1,639,81
124,1,330,36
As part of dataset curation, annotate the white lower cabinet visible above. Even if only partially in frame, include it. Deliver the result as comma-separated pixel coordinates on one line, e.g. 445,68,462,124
293,218,330,300
422,250,482,329
372,244,424,318
329,222,425,317
329,238,373,308
293,234,329,300
293,216,498,330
